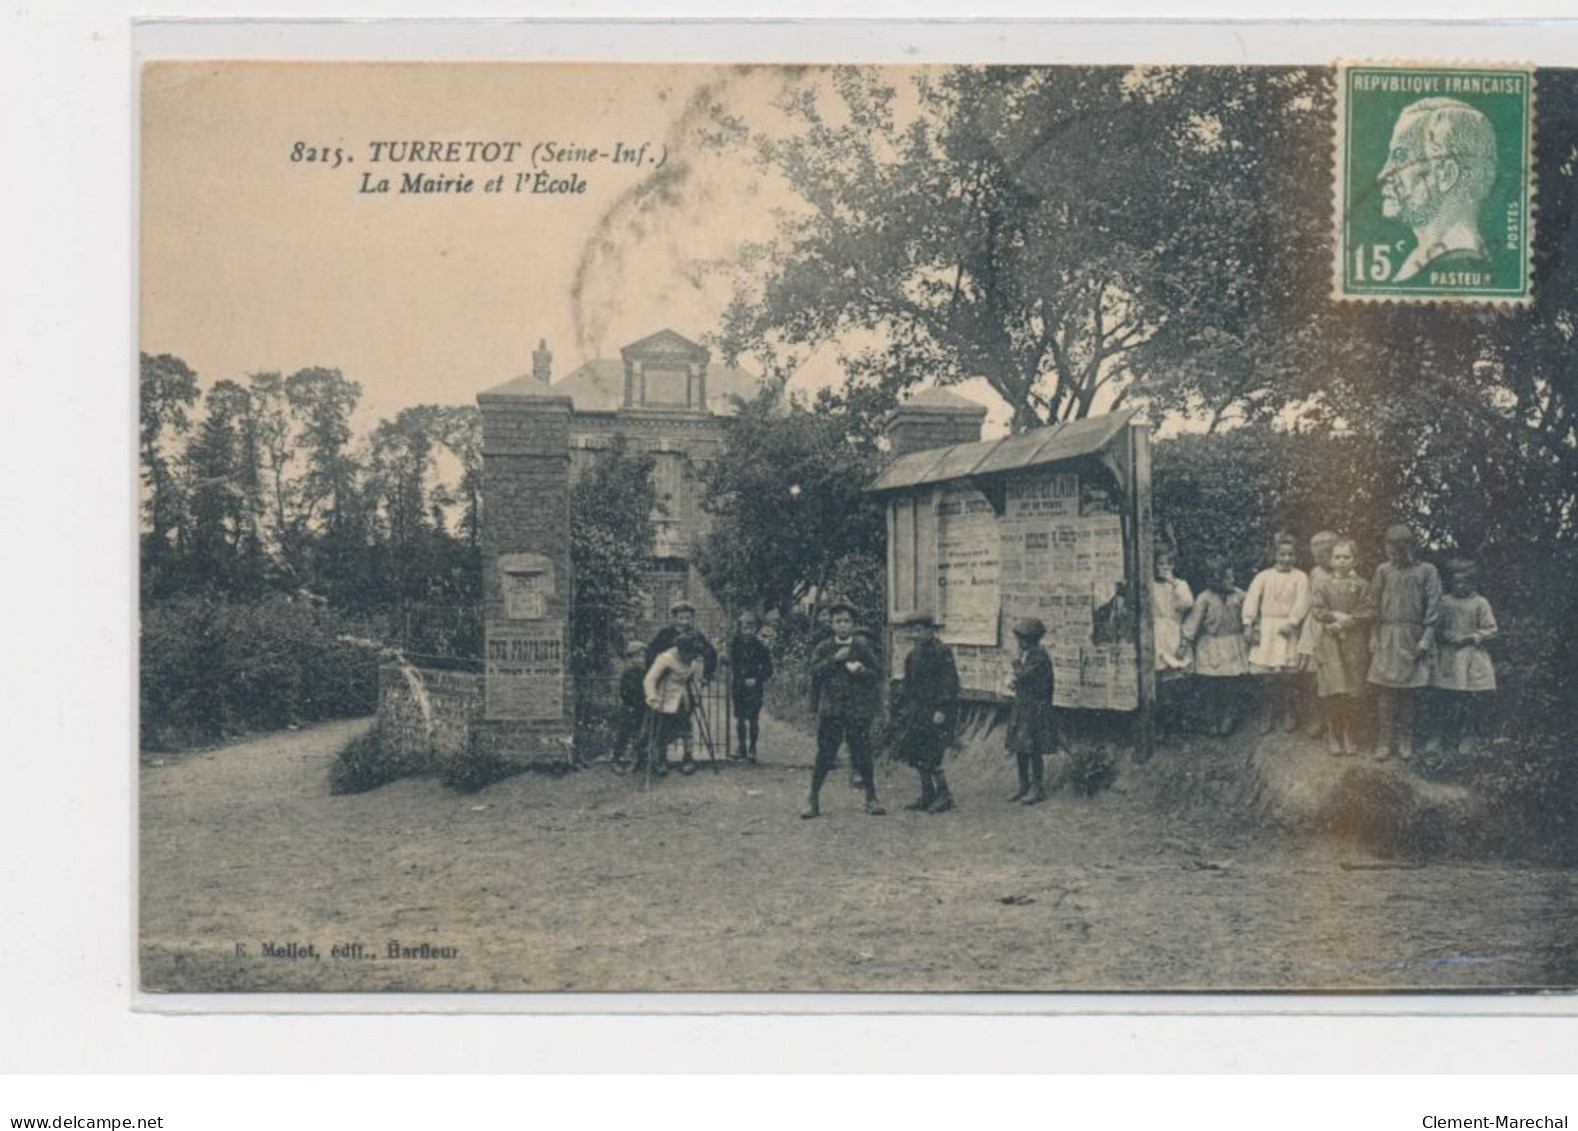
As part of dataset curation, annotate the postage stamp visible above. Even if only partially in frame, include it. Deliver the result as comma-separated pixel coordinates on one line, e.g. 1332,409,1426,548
1334,62,1535,302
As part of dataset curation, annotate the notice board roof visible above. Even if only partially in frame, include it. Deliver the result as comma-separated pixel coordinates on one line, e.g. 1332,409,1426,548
868,410,1137,495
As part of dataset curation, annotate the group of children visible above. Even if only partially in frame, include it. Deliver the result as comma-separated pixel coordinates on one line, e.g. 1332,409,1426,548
609,600,773,777
607,523,1496,813
1154,525,1499,760
811,603,1059,818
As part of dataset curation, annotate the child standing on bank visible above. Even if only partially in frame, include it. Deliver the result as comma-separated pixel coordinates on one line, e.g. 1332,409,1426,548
1153,548,1194,733
1310,538,1372,756
1243,532,1311,734
1296,531,1338,737
1430,559,1498,756
1367,524,1442,761
1182,557,1250,736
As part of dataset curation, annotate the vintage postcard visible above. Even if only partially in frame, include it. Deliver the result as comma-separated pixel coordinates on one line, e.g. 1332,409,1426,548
138,57,1578,995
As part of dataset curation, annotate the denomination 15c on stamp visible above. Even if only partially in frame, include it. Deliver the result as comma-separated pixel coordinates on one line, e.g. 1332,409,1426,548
1335,62,1534,303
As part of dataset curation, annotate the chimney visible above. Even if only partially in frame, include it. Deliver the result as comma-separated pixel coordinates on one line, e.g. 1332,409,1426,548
532,338,553,386
882,388,988,457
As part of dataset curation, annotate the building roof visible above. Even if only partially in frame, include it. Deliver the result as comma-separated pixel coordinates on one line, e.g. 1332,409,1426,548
868,410,1137,495
891,387,990,415
480,345,764,416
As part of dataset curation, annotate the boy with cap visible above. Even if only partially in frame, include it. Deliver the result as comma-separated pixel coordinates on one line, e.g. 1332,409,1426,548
1007,617,1057,805
644,600,718,680
644,600,718,775
891,612,961,813
802,601,885,818
643,631,706,779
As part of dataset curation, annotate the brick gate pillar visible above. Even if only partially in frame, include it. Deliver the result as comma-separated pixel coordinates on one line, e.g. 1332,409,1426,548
472,390,576,764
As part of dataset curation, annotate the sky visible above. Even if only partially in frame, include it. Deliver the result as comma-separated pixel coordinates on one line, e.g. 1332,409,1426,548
139,61,1028,437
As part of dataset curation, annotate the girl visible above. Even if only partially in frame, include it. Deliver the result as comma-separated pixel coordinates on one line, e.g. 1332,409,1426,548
1366,524,1442,761
1006,617,1056,806
1243,532,1311,734
1153,547,1195,736
1310,538,1372,756
1153,548,1195,672
1297,530,1339,737
1430,559,1497,756
1182,556,1249,736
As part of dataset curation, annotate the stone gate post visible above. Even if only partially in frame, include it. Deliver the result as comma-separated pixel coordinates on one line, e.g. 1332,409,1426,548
472,389,576,764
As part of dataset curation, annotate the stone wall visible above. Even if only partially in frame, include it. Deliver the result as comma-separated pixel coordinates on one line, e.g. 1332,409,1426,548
375,663,483,767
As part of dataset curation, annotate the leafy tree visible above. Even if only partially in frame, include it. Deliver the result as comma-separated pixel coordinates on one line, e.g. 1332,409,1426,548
697,386,886,617
139,352,200,589
284,366,364,600
181,379,265,593
285,366,361,540
717,65,1331,430
569,439,658,675
243,370,305,580
432,405,483,551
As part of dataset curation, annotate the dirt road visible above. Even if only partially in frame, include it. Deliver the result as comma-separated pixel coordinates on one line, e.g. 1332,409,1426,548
140,714,1578,993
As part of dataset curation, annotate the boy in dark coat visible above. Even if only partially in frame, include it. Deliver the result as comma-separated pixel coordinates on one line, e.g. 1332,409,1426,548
891,612,961,814
802,601,885,818
1007,617,1057,805
728,612,774,762
611,640,650,770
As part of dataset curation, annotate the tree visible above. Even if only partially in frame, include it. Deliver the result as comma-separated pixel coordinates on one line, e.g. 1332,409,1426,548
569,440,658,675
697,386,886,617
139,352,200,588
716,65,1332,431
285,367,361,540
284,367,364,600
181,379,265,593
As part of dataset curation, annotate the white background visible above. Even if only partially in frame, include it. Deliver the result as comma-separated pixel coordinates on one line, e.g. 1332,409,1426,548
5,0,1578,1108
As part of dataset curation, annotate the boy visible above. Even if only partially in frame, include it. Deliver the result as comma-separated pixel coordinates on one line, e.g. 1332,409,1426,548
644,600,717,774
802,601,885,818
891,612,960,814
728,612,774,762
611,640,649,770
643,632,706,779
1007,617,1057,805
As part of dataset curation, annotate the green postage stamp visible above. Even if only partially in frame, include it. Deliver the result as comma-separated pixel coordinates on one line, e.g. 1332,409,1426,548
1335,62,1535,303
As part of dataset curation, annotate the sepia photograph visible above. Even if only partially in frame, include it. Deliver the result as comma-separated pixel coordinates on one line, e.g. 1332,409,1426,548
138,56,1578,995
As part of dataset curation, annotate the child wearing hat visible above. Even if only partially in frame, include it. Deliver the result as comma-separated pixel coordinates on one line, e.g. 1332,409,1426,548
803,601,885,818
891,611,960,814
644,600,718,775
644,600,718,681
1007,617,1057,805
643,631,706,778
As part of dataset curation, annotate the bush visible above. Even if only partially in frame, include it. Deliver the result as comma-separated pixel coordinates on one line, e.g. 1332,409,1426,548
328,727,401,795
760,611,820,732
141,592,382,749
1460,614,1578,863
